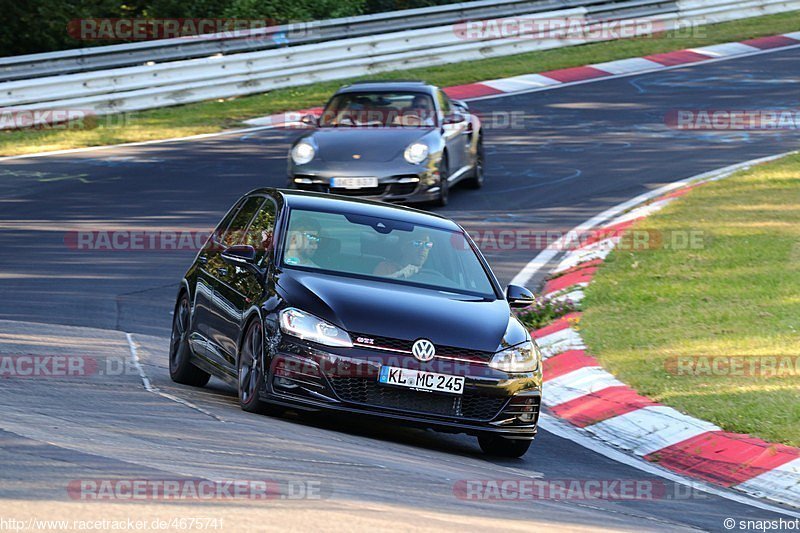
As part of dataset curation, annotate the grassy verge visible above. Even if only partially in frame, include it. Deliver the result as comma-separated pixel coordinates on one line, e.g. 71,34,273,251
3,11,800,156
580,153,800,447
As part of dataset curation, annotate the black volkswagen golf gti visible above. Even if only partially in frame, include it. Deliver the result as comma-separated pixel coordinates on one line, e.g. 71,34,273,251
170,189,542,457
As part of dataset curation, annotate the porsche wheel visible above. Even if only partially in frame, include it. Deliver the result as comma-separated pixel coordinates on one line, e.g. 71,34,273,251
464,136,485,189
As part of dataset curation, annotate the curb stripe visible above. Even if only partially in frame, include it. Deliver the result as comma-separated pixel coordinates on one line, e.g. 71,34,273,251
644,50,713,66
536,327,586,358
644,431,800,487
688,42,760,57
553,239,617,273
542,267,598,295
551,287,585,304
482,74,561,92
544,366,624,406
655,184,698,201
542,349,598,381
574,218,641,250
590,57,665,75
442,83,503,99
736,458,800,508
549,258,604,278
551,385,659,428
539,66,610,83
585,406,721,457
742,35,800,49
531,312,581,339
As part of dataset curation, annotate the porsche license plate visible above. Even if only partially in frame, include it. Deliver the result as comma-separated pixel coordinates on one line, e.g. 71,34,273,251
331,177,378,189
378,366,464,395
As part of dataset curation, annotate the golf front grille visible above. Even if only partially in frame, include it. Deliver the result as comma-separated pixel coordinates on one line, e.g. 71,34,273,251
329,377,507,421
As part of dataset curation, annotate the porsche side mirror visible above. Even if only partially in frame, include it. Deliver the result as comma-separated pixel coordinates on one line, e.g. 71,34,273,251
506,284,536,308
452,99,469,112
301,114,318,127
442,112,466,125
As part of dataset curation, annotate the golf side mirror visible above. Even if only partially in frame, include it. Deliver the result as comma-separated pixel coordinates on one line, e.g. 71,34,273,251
221,244,265,278
506,284,536,308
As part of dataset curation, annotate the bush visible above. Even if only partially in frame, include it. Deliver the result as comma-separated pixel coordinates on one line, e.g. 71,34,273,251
517,296,578,330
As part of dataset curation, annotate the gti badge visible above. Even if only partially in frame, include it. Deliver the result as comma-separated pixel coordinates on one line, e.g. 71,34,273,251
412,339,436,362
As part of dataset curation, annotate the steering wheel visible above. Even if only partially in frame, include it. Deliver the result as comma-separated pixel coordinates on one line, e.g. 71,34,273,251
413,267,450,284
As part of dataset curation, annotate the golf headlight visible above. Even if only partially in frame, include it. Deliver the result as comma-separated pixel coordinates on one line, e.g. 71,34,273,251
279,308,352,348
291,141,316,165
404,142,429,164
489,341,541,373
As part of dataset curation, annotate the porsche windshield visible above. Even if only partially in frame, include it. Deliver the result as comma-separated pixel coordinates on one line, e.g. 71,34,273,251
281,208,496,298
319,92,437,128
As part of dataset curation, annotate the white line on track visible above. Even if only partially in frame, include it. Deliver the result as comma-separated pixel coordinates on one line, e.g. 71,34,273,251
0,124,279,161
125,332,225,422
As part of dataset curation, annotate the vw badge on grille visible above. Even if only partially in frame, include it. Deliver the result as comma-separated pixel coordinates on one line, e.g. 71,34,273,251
412,339,436,362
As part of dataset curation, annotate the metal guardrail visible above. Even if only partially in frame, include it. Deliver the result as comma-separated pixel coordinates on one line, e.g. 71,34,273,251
0,0,797,127
0,0,600,82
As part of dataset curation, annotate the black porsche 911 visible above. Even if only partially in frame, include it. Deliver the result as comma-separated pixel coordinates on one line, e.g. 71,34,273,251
170,189,542,457
287,81,484,206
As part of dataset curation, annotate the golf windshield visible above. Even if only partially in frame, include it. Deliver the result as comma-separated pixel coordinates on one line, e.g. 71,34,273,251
282,209,496,298
319,92,436,127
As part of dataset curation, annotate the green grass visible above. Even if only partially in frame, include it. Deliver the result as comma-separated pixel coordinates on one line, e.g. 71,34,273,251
580,153,800,447
3,11,800,156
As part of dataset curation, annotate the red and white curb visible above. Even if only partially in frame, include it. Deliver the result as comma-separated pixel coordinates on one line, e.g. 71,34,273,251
245,32,800,126
445,33,800,100
530,156,800,509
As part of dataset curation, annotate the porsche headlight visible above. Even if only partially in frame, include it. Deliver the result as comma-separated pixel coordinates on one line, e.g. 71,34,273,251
279,308,352,348
291,141,316,165
404,142,429,164
489,340,541,373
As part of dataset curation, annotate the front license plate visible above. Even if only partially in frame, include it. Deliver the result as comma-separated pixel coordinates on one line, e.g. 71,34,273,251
378,366,465,395
331,177,378,189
